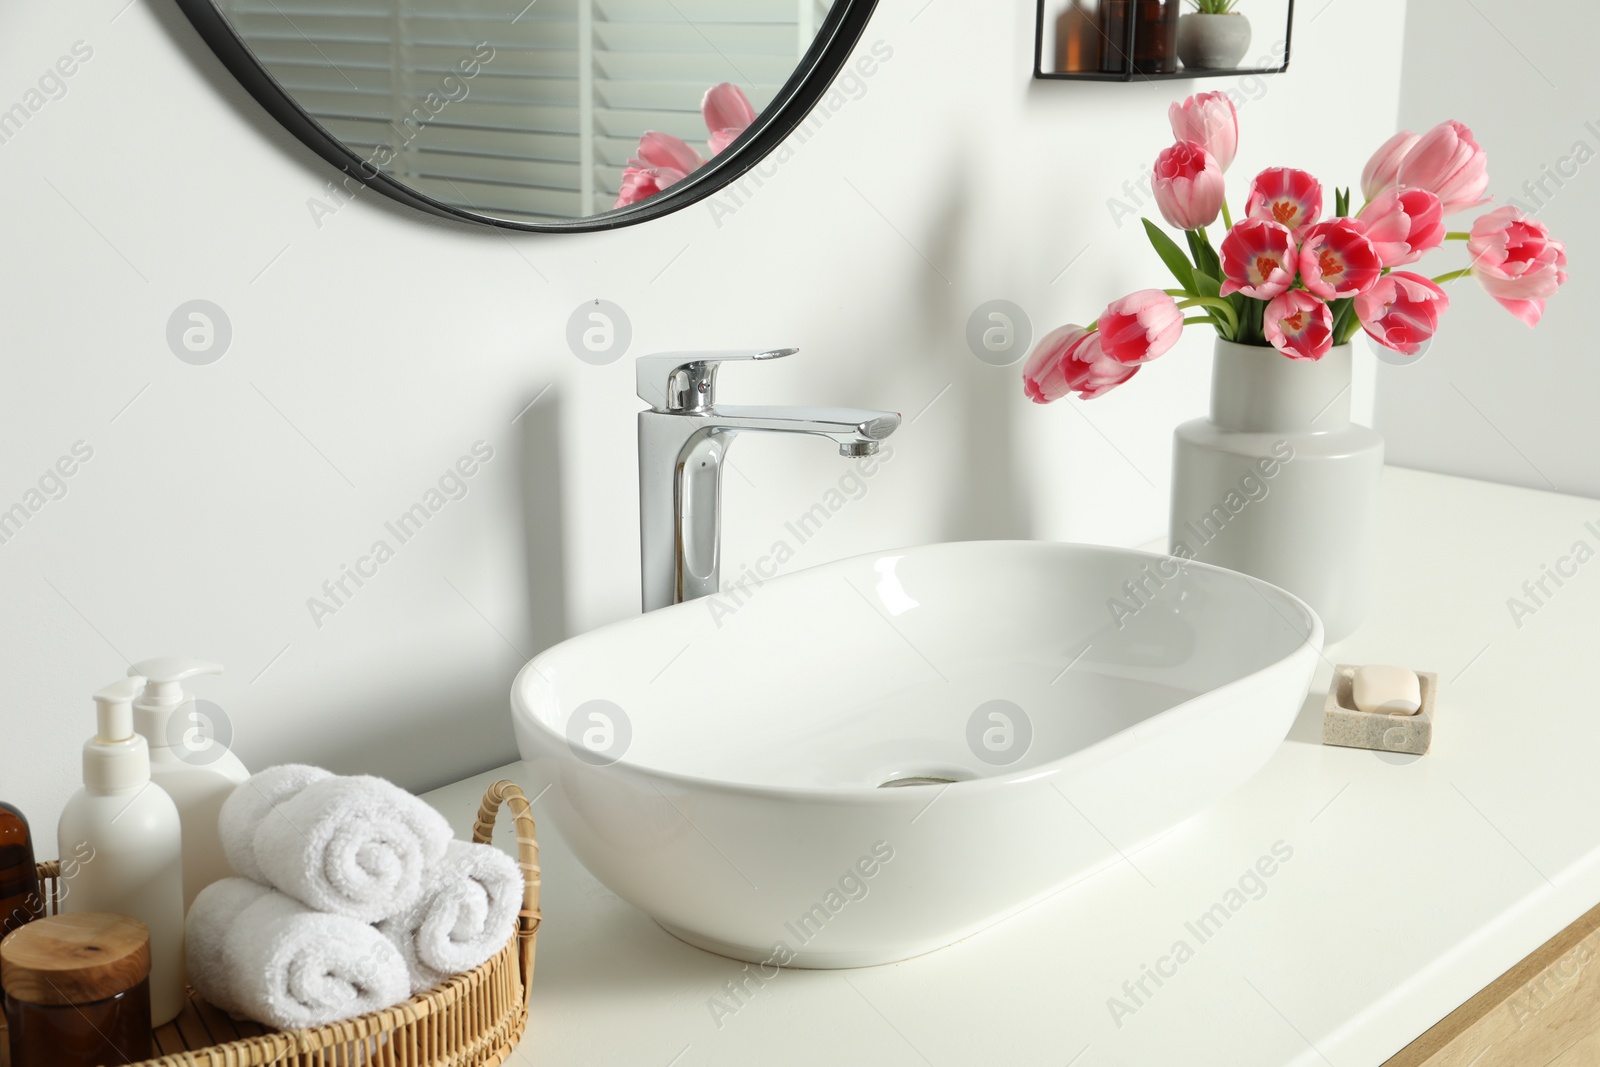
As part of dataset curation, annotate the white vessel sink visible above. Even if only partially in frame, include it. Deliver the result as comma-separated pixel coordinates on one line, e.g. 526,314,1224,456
511,541,1322,968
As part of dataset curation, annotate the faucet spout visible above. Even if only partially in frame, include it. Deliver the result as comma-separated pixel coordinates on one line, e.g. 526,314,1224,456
708,405,901,447
635,352,900,612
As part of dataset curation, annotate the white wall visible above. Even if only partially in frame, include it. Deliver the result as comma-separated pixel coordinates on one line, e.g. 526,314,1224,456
1381,0,1596,496
0,0,1407,830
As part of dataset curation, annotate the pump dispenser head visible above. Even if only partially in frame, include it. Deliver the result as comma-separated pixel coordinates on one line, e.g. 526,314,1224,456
131,658,222,747
84,676,150,792
94,677,143,740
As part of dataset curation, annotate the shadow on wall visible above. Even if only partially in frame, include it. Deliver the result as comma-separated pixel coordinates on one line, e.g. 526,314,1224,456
950,365,1032,541
309,385,569,791
519,386,569,658
912,152,1031,542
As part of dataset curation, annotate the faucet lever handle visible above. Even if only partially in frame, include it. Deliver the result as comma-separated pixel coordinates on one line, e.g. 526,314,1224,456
635,348,798,413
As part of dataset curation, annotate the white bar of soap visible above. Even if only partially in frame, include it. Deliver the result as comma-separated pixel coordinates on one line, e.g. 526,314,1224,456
1352,664,1422,716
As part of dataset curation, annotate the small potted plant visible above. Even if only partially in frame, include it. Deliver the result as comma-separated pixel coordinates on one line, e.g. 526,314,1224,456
1178,0,1251,70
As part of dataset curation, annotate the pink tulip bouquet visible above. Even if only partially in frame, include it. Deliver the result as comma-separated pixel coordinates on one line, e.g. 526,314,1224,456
615,83,756,209
1024,91,1570,403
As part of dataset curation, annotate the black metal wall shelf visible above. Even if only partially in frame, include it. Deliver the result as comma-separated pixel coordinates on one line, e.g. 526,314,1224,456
1034,0,1294,82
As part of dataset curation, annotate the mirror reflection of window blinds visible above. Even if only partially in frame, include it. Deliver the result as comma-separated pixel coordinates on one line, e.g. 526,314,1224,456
218,0,833,222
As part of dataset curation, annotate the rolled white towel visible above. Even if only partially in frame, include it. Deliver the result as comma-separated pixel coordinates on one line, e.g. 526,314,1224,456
220,766,452,922
186,877,272,1012
187,877,410,1030
219,764,333,884
378,840,523,994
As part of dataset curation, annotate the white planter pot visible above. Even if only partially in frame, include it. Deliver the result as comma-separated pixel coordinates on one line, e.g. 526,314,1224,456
1170,340,1384,643
1177,12,1252,70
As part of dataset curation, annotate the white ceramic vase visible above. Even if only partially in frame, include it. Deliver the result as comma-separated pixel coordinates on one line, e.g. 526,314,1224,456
1177,12,1252,70
1170,340,1383,643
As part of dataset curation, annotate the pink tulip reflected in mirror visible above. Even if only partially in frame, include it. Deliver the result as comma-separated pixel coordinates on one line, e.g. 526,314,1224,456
615,83,758,209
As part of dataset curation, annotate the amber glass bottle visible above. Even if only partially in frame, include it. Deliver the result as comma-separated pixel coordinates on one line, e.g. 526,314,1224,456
1053,0,1100,73
0,802,43,935
1132,0,1181,74
1097,0,1180,74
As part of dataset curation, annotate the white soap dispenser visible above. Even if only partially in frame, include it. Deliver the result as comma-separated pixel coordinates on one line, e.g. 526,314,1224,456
57,675,187,1027
130,657,248,910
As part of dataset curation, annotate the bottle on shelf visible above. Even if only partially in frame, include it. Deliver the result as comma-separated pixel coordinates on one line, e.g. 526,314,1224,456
1098,0,1180,75
1053,0,1100,73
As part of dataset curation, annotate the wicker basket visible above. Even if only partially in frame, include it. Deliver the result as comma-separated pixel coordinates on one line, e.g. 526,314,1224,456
3,779,540,1067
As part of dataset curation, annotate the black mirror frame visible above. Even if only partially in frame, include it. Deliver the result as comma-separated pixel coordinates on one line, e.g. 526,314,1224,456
173,0,880,232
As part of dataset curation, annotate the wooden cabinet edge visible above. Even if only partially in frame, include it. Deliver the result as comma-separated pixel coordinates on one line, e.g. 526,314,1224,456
1385,900,1600,1066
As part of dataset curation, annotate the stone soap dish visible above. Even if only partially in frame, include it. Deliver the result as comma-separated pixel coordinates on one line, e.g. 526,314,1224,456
1323,664,1437,755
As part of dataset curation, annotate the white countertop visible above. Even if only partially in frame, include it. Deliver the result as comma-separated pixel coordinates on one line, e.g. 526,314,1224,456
422,466,1600,1067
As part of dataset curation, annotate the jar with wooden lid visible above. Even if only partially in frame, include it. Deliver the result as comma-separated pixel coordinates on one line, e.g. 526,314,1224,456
1,912,152,1067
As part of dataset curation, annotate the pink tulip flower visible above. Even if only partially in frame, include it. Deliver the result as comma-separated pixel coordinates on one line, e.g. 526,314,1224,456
1153,142,1226,230
1219,218,1298,299
614,131,704,208
1467,206,1569,327
1359,187,1446,267
703,83,757,155
1360,130,1418,201
636,130,702,175
1263,290,1334,361
1298,218,1383,300
618,83,756,206
1396,120,1489,216
1356,272,1450,356
1097,290,1185,365
1245,167,1323,237
615,168,668,208
1022,325,1140,402
1168,91,1238,172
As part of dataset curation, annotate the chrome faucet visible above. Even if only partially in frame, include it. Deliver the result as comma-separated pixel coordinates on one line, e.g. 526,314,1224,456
637,349,901,612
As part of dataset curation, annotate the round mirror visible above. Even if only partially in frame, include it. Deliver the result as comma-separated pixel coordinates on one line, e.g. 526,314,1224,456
175,0,877,230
